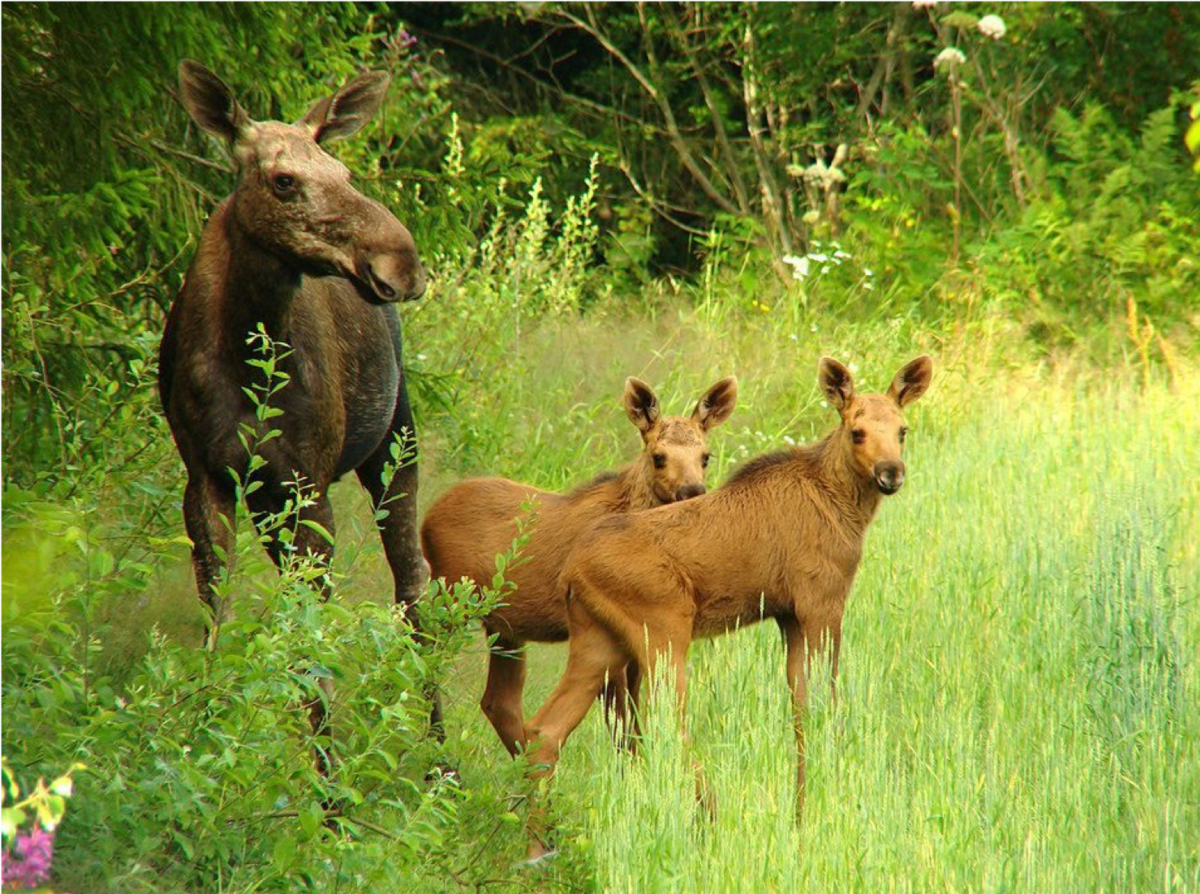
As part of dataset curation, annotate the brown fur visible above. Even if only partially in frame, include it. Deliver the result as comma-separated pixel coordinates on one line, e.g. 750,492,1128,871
421,376,738,755
522,356,932,856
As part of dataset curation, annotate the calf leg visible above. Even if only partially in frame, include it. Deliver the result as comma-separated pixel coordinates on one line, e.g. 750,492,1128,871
600,667,631,746
183,471,237,647
524,621,628,859
480,637,528,757
778,615,809,822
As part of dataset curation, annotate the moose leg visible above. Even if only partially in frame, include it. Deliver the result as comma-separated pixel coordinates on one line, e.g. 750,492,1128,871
600,667,631,746
623,661,644,750
778,614,809,822
602,661,642,752
248,481,339,778
480,636,528,757
356,393,441,737
183,471,237,648
356,386,427,609
524,621,627,860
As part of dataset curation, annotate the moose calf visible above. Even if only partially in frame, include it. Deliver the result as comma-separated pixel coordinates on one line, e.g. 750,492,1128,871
421,376,737,755
523,356,933,855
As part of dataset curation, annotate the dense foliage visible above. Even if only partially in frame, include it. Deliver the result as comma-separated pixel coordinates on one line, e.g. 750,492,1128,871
2,3,1198,892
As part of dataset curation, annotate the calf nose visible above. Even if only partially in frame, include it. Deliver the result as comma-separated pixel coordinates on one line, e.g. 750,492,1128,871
874,461,905,494
675,483,706,501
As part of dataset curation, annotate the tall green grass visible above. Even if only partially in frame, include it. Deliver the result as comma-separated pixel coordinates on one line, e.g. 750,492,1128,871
6,294,1196,892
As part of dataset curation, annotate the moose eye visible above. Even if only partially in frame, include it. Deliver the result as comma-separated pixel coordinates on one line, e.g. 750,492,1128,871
653,454,666,470
851,429,866,445
899,427,908,443
272,173,296,194
702,453,711,468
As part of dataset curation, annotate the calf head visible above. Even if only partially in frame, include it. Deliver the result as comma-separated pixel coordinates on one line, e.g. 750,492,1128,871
178,60,425,303
819,356,932,495
624,376,738,503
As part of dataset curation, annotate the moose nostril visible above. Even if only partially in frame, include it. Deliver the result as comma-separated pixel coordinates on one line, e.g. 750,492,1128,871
676,484,706,501
364,262,395,300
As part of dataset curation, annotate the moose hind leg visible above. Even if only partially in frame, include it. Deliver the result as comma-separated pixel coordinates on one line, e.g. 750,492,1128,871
183,471,237,645
356,384,427,610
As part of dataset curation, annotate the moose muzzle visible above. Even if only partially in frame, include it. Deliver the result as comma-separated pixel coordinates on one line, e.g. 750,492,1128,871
874,461,905,495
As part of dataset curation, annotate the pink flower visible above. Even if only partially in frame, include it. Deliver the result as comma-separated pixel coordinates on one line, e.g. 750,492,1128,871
3,828,54,888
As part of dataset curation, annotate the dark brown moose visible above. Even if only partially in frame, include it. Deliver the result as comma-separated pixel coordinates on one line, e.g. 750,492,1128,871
522,356,932,856
159,61,428,730
421,375,738,755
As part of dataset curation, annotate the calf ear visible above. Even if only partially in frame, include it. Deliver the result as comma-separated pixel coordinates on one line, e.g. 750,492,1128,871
301,71,390,144
887,355,933,407
818,357,855,412
179,61,250,147
692,376,738,431
623,377,661,434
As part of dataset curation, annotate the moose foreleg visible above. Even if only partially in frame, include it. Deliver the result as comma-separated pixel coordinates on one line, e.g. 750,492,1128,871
779,614,809,822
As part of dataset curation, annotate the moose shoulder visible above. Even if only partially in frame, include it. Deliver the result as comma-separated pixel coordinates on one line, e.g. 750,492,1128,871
159,61,428,637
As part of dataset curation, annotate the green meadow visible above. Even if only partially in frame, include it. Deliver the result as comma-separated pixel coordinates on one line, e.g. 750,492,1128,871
4,4,1199,891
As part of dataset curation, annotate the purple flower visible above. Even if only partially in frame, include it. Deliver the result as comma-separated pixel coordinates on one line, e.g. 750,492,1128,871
398,29,418,49
3,828,54,888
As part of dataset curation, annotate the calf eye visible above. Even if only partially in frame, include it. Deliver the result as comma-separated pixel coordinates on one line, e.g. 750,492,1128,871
701,453,711,468
899,427,908,443
653,454,666,470
272,173,296,194
851,429,866,445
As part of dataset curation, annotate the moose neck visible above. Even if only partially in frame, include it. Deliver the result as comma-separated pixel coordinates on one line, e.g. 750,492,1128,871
618,459,662,512
813,428,883,534
221,200,305,346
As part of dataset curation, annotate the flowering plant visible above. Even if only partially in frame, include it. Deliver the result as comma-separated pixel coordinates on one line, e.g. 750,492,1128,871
1,758,83,891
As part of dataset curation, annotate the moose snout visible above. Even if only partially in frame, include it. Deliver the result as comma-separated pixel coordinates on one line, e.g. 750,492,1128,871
358,247,425,303
874,461,905,495
675,483,706,502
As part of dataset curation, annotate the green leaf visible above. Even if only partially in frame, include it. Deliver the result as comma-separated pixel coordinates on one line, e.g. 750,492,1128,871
1185,118,1200,156
272,835,296,871
298,519,335,544
942,11,979,29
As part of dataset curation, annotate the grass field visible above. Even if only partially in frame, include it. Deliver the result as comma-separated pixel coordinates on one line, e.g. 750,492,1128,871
6,304,1198,892
397,307,1200,891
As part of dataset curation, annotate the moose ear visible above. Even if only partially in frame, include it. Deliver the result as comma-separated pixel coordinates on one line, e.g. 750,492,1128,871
818,357,855,412
301,71,390,144
887,355,933,407
623,377,661,434
178,60,250,146
692,376,738,431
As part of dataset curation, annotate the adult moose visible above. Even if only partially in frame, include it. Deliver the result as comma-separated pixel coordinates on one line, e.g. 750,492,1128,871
522,356,932,856
422,375,737,755
159,61,428,645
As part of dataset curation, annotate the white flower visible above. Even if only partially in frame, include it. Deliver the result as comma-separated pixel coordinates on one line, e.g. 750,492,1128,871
783,435,796,446
978,14,1006,39
834,250,851,261
809,323,818,333
934,47,966,72
782,254,810,280
417,353,428,361
848,362,859,374
808,252,829,263
864,267,874,277
912,0,937,8
788,333,798,342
